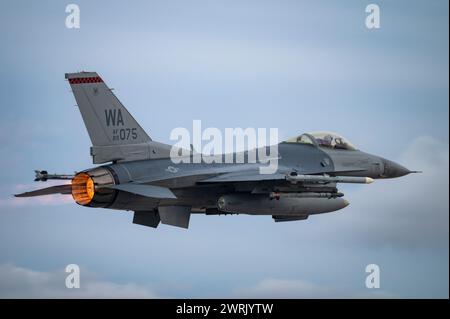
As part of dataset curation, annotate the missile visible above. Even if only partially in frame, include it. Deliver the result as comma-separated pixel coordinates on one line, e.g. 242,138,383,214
269,192,344,199
286,174,374,184
34,170,75,182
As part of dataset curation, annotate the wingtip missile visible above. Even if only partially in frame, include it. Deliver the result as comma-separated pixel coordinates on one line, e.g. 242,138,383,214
34,170,74,182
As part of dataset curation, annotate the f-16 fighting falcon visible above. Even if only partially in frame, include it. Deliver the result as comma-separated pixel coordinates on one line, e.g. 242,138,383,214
15,72,418,229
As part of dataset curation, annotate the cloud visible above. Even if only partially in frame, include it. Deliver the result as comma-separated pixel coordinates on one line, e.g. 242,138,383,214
326,135,449,250
234,278,334,298
0,195,73,208
233,278,398,299
0,263,159,298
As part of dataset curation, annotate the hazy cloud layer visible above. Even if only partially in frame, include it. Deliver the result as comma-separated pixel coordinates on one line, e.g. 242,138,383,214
233,278,399,299
328,135,449,250
0,263,158,298
234,278,335,299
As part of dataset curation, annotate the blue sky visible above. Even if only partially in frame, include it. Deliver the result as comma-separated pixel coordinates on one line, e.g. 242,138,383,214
0,0,448,298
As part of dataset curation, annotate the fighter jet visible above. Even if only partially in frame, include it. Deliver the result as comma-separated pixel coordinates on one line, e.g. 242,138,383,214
15,72,418,229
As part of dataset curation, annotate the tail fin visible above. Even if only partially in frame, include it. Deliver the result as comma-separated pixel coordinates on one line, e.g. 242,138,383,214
66,72,171,164
65,72,151,146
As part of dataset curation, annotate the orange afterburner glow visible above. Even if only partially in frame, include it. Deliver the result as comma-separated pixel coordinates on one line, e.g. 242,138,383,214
71,173,95,205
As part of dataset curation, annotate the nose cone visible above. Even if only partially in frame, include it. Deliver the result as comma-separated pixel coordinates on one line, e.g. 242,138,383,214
382,159,411,178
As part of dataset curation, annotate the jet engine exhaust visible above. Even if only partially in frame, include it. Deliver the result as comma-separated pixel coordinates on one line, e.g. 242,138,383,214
71,173,95,205
70,167,117,207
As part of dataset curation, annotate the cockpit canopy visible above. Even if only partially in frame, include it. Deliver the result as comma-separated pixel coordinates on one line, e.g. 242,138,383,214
285,131,357,150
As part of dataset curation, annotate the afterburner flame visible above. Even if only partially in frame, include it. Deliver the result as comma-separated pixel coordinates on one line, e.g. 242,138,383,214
71,173,95,205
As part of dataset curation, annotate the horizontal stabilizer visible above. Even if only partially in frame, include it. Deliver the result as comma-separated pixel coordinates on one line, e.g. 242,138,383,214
14,184,72,197
102,183,176,199
158,206,191,229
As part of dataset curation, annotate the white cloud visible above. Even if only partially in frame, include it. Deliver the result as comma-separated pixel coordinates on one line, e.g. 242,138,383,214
0,195,73,208
326,135,449,250
234,278,334,298
233,278,398,299
0,263,159,298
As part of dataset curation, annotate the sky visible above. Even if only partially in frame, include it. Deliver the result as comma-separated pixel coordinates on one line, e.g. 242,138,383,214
0,0,448,298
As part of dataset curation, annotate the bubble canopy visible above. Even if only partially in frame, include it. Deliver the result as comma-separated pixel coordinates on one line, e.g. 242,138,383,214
285,131,358,150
